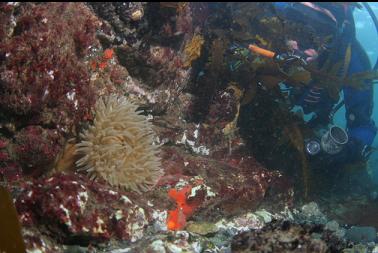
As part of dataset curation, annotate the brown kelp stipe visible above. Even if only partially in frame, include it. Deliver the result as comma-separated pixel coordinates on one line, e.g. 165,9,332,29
0,185,26,253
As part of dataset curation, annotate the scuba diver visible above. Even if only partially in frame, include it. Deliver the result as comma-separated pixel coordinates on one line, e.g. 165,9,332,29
270,3,377,165
208,2,378,196
189,2,378,196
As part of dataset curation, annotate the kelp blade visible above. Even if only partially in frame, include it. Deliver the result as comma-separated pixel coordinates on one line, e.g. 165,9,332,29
0,185,26,253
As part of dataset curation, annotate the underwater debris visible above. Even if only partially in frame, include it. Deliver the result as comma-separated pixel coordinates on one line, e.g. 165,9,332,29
75,95,163,193
183,34,205,68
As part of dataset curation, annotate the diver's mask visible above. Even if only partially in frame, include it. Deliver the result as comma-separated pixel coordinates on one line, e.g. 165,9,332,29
305,125,348,155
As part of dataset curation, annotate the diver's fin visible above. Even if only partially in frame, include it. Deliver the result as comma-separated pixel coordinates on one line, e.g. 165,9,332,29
0,185,26,253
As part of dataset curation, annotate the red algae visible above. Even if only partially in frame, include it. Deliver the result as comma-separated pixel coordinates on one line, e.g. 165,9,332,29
0,3,106,176
14,126,62,174
15,172,151,244
0,3,99,120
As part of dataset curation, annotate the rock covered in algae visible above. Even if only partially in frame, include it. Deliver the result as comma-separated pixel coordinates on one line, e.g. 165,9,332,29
231,220,347,253
14,172,151,244
0,2,131,178
155,146,293,222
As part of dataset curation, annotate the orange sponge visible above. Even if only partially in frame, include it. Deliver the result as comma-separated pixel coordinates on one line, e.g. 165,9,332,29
166,185,197,230
103,48,114,60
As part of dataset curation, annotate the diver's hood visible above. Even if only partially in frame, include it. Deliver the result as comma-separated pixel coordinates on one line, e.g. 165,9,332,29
273,2,338,37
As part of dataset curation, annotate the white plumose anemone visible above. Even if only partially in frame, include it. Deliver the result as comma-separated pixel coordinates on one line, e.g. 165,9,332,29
75,95,162,193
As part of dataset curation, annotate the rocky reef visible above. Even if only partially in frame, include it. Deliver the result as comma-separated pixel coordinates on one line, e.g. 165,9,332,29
1,2,378,253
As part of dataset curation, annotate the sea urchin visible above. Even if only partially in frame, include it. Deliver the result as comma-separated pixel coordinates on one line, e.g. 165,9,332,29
75,95,162,193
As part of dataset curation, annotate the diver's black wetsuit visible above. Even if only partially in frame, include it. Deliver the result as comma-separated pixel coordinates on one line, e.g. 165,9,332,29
278,3,377,163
